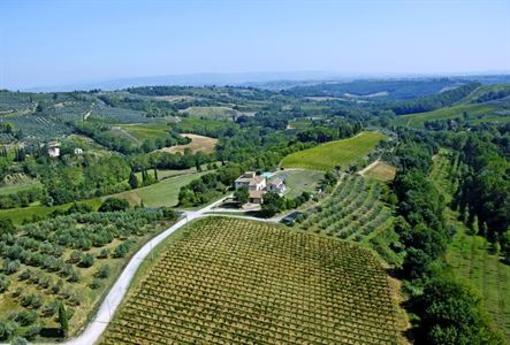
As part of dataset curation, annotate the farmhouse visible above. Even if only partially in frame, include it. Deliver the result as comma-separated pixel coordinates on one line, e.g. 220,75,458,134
235,171,266,191
47,141,60,158
235,171,286,205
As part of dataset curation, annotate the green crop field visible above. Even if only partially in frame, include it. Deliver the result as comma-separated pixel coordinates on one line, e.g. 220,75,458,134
0,180,42,196
0,199,102,224
393,103,498,127
113,172,208,208
180,106,237,119
280,131,386,171
118,123,171,141
100,217,401,345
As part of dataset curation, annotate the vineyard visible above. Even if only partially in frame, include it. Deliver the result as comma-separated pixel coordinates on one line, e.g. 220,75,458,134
0,209,174,340
101,217,400,345
299,174,393,240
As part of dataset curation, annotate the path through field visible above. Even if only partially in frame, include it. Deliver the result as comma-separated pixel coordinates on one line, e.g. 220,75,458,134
34,196,281,345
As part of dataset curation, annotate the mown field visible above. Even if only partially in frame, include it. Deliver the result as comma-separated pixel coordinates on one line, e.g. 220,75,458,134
118,123,171,141
159,133,217,154
113,172,208,208
101,217,401,345
431,151,510,341
393,103,505,127
280,131,386,171
0,170,207,223
273,169,324,198
0,199,102,224
363,161,397,182
180,106,238,119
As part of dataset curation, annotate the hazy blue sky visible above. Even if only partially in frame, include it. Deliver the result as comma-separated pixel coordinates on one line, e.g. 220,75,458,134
1,0,509,89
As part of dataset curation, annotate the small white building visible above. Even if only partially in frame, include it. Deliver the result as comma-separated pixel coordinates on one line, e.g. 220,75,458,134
74,148,84,155
47,141,60,158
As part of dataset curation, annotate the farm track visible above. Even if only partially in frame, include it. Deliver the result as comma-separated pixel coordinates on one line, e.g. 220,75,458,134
24,171,391,345
28,197,281,345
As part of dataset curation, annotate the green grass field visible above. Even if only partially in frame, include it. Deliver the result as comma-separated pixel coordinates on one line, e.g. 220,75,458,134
0,198,102,224
280,131,386,171
431,151,510,341
118,122,171,141
181,106,237,119
113,172,208,207
274,169,324,198
446,218,510,341
393,103,500,127
0,179,42,196
0,169,208,224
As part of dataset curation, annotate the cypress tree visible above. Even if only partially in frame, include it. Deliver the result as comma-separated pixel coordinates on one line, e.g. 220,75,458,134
58,301,68,336
128,170,138,189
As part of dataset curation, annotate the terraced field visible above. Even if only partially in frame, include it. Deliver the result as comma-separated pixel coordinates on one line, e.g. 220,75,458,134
101,217,401,345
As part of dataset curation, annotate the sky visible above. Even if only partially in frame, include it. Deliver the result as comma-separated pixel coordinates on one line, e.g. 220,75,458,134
0,0,509,90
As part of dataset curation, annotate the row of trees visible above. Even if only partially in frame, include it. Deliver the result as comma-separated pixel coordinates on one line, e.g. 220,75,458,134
390,132,505,345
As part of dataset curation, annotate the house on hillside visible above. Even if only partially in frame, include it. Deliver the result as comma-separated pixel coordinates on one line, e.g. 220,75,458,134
47,141,60,158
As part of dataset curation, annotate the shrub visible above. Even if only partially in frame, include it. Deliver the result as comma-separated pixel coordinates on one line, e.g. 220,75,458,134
78,253,95,268
97,248,110,259
98,198,129,212
3,259,20,275
0,274,10,293
13,310,37,326
94,264,110,279
89,279,102,290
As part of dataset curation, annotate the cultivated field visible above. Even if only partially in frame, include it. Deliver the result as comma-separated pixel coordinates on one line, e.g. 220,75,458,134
393,103,498,127
297,174,397,264
180,106,238,119
118,123,171,141
363,161,397,182
0,209,174,337
432,152,510,340
101,217,400,345
159,133,217,154
280,131,386,171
